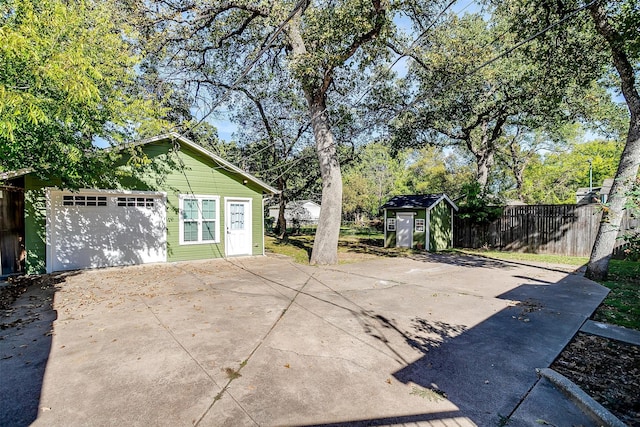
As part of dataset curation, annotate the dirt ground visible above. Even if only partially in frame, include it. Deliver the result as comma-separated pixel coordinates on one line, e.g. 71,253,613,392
552,332,640,426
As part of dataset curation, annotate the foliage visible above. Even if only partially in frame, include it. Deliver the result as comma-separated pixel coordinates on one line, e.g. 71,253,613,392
594,259,640,330
403,146,475,197
342,143,407,222
520,139,623,204
392,12,608,191
456,182,503,224
621,179,640,261
0,0,169,187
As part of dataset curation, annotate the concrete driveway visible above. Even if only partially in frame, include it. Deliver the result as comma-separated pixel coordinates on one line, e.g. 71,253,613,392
1,253,608,426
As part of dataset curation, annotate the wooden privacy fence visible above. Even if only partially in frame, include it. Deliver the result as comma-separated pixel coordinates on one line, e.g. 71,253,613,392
454,204,638,257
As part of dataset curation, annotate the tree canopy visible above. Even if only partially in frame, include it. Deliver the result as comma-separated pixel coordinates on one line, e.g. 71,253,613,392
391,11,610,191
0,0,169,186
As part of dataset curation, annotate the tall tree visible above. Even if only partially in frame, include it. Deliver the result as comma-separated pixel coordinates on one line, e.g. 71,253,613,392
0,0,168,186
140,0,438,264
493,0,640,280
392,12,603,191
586,1,640,280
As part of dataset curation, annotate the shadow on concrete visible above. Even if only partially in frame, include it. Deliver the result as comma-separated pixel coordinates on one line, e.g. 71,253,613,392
0,273,71,426
302,271,608,426
299,410,470,426
390,275,607,425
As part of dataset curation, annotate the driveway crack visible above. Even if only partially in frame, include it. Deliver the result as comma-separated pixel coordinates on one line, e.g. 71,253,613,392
193,264,317,427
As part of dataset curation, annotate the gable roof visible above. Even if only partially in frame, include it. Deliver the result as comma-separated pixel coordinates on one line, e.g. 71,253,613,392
131,133,278,194
381,194,458,211
0,132,279,195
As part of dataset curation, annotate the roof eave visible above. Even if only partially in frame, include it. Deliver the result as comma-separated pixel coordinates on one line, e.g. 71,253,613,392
0,167,33,181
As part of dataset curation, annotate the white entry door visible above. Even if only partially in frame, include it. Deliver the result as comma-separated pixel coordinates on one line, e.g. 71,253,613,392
396,213,413,248
225,198,252,256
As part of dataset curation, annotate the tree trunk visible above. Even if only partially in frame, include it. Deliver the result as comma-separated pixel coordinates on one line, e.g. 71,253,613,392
286,13,342,265
475,149,494,190
276,177,288,239
585,2,640,281
306,96,343,265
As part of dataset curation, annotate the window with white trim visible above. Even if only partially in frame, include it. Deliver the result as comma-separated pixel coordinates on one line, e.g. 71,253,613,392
415,219,425,232
386,218,396,231
179,195,220,244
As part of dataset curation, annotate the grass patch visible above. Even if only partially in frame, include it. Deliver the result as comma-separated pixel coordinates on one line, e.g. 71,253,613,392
592,259,640,330
456,249,589,266
264,235,312,264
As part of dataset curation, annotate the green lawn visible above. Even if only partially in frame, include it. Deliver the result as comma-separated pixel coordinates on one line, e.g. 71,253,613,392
264,235,313,264
457,249,589,266
594,260,640,330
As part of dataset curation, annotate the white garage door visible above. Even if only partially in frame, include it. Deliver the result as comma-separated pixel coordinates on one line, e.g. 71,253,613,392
47,190,167,272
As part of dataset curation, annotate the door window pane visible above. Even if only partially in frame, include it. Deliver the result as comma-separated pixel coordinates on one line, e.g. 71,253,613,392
230,203,245,230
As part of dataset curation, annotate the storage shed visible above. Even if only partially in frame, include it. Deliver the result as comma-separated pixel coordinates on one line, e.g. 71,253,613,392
381,194,458,251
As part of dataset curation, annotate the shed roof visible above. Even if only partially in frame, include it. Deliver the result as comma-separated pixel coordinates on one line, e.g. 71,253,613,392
381,194,458,211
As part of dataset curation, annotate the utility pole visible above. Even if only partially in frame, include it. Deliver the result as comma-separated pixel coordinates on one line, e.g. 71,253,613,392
588,158,593,194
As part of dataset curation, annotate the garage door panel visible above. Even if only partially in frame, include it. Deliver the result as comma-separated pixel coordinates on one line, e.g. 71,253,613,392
49,191,166,272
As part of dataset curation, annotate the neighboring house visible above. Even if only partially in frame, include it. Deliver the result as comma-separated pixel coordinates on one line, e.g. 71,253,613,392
576,178,613,205
0,133,278,275
267,200,321,227
381,194,458,251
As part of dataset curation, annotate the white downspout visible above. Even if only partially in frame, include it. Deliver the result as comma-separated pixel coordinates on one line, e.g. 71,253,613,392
262,197,265,256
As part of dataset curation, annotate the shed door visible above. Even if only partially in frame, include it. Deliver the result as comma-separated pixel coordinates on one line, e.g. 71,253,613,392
48,190,166,272
396,213,413,248
225,198,252,256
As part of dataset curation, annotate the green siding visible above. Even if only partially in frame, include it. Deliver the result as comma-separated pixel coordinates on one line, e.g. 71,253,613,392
24,175,52,274
384,209,426,249
383,198,454,252
22,141,268,273
116,142,266,261
384,210,396,247
429,201,452,251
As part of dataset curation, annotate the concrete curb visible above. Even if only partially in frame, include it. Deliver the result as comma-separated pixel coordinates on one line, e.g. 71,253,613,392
581,320,640,346
537,368,626,427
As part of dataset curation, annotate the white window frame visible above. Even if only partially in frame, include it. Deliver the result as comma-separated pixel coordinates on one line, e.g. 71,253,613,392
386,218,396,231
415,218,425,232
179,194,220,245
